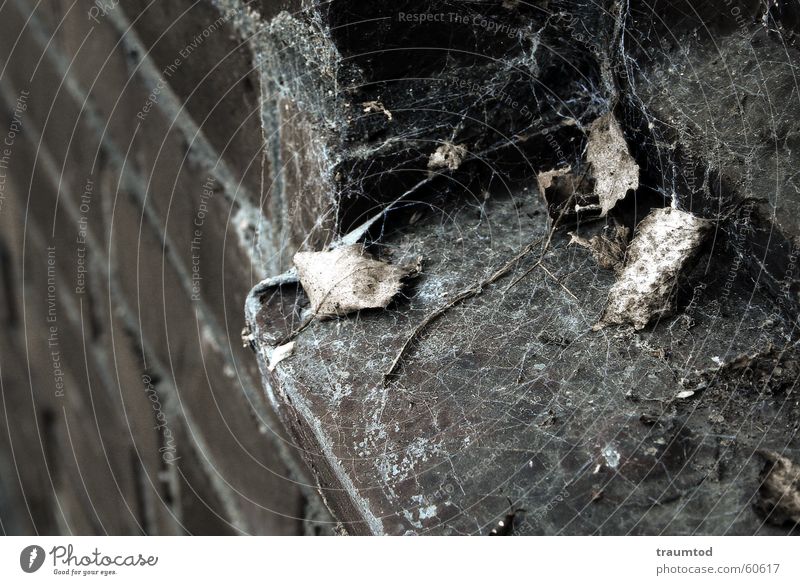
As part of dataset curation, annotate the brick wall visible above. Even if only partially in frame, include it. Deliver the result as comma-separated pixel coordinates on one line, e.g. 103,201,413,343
0,0,328,535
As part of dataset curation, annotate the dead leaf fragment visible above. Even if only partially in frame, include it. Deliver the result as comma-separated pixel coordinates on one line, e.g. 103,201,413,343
757,451,800,525
586,113,639,216
361,100,392,120
599,207,711,330
293,245,411,318
536,166,596,219
569,223,629,274
268,341,295,371
427,143,467,171
536,167,572,193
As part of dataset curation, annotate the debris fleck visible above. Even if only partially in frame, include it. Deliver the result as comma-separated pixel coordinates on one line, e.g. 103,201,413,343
757,450,800,526
293,244,414,319
427,142,467,171
602,444,620,468
488,500,526,536
361,100,392,120
599,207,711,330
586,112,640,216
675,390,695,399
418,504,437,521
680,344,798,394
241,326,255,349
569,223,630,274
268,341,295,371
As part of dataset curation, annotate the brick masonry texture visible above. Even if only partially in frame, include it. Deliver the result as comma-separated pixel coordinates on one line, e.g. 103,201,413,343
0,0,328,535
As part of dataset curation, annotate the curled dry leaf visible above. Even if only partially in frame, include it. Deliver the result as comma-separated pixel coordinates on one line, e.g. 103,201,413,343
536,167,572,193
427,142,467,171
294,244,413,318
569,223,630,274
757,451,800,525
586,113,639,216
268,341,295,371
599,207,711,330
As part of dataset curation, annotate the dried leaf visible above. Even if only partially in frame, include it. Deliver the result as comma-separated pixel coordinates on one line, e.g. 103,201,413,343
569,224,629,274
427,143,466,171
294,244,411,318
536,166,596,219
361,100,392,121
536,167,572,192
587,113,639,216
268,341,295,371
599,207,711,330
757,451,800,525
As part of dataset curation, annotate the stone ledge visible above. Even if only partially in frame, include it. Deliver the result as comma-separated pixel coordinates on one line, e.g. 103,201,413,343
247,187,799,535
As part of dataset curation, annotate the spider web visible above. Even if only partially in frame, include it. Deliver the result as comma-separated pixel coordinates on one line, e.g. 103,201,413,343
247,0,800,535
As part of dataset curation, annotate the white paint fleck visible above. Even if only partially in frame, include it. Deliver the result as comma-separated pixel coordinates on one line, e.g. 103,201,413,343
418,505,438,520
602,444,620,468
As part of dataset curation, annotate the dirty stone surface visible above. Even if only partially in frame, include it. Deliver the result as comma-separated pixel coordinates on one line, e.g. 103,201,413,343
247,188,800,535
